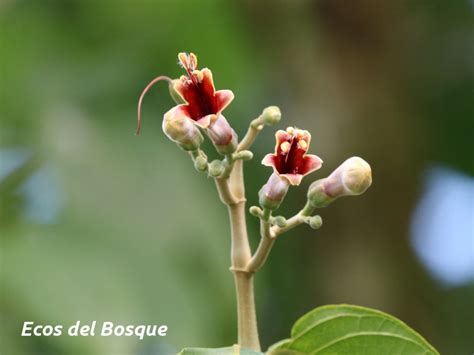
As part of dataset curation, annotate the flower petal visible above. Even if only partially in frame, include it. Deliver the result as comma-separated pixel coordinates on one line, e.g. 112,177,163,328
275,130,291,149
215,89,234,114
195,114,216,128
262,153,277,168
163,104,192,122
279,173,303,186
200,68,216,98
300,154,323,176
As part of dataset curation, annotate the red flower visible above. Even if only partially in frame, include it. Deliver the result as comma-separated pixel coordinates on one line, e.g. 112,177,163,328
137,52,237,152
170,52,234,128
262,127,323,185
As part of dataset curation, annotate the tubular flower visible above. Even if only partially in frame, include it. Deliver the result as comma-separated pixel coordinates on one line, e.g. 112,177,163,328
262,127,323,186
165,53,237,153
137,52,237,153
172,52,234,128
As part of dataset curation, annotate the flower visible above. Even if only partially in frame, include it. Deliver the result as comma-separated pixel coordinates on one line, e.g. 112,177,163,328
171,52,234,128
166,53,237,153
137,52,237,153
262,127,323,186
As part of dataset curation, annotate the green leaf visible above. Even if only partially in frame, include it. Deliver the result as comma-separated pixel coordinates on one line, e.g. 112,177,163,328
268,304,439,355
179,344,263,355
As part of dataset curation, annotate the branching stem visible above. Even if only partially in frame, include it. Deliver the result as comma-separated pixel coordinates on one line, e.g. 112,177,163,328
237,119,264,152
246,209,275,273
272,201,315,236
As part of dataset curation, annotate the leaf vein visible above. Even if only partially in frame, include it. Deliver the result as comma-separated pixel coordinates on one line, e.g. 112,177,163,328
309,331,431,354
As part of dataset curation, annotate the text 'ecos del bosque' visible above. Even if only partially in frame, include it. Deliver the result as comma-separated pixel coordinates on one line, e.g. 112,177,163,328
21,321,168,340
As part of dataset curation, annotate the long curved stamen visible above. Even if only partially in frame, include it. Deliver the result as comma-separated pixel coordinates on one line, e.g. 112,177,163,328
136,75,172,135
178,52,199,86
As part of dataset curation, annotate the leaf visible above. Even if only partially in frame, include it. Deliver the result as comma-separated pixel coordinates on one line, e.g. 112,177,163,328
179,344,264,355
268,304,439,355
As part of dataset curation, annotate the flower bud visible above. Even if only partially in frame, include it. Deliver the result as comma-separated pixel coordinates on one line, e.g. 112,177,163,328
308,157,372,207
194,155,208,172
271,215,287,227
260,106,281,126
162,113,203,151
307,179,333,207
207,115,238,155
249,206,263,217
324,157,372,196
259,173,290,210
308,215,323,230
208,160,225,177
233,150,254,161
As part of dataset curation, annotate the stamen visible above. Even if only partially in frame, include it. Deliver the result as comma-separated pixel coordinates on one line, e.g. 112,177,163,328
280,141,291,153
286,127,295,135
189,53,198,69
178,52,198,84
298,140,308,150
136,75,172,135
178,52,189,69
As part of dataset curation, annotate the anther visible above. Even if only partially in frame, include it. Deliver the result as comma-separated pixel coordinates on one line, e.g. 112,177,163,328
280,141,291,153
298,140,308,150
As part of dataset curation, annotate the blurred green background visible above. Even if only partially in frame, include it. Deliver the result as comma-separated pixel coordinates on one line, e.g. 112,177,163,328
1,0,473,354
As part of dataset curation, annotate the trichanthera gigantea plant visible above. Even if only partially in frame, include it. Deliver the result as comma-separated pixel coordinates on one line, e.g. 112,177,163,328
136,52,438,355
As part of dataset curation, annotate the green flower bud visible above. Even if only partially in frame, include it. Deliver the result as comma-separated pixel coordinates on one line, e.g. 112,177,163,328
260,106,281,126
259,173,290,210
308,215,323,230
271,215,287,228
162,113,204,151
194,155,208,172
233,150,254,161
208,160,225,177
249,206,263,217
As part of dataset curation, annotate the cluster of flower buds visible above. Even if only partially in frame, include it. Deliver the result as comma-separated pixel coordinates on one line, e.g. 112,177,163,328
256,132,372,233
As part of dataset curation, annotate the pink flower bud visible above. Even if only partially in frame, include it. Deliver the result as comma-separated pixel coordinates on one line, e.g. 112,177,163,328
307,157,372,207
259,173,290,210
323,157,372,197
206,115,238,154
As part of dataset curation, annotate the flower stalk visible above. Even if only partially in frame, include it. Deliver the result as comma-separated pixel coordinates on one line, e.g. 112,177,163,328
215,166,261,350
136,52,372,352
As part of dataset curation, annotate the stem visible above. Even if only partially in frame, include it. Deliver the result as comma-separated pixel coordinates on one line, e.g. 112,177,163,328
247,209,275,273
237,119,263,152
215,165,261,351
272,201,315,236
